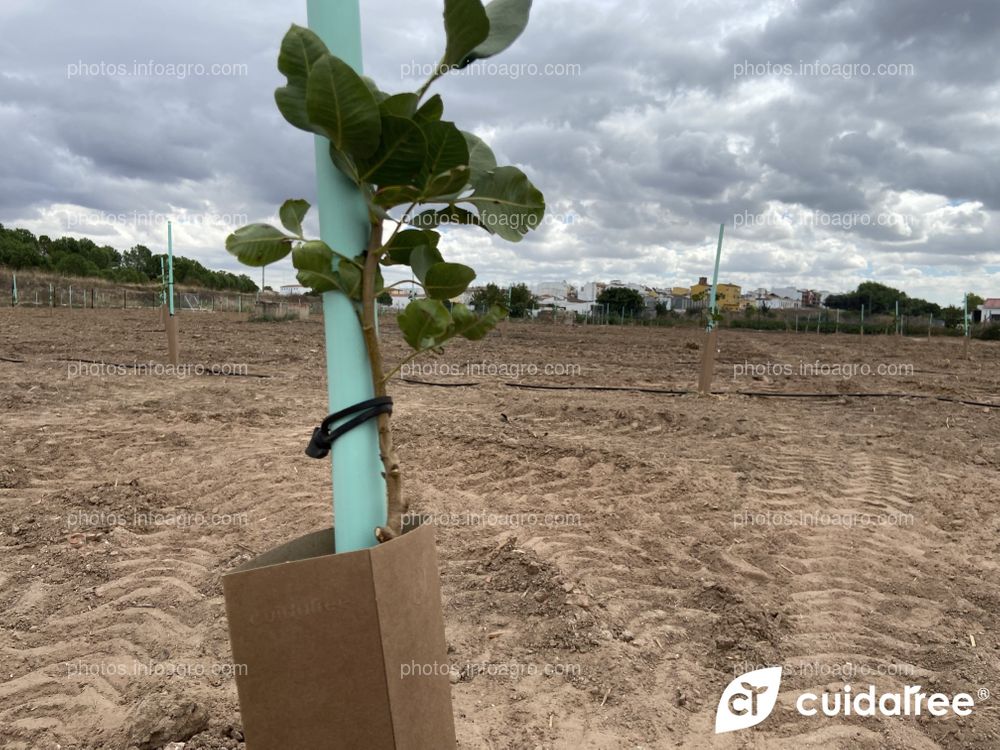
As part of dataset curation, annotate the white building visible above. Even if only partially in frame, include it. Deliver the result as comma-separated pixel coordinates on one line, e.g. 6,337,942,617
534,281,571,298
279,284,306,296
980,298,1000,322
579,281,606,302
771,287,803,305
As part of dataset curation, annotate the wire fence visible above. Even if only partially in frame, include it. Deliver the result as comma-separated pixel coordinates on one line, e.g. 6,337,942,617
0,270,323,315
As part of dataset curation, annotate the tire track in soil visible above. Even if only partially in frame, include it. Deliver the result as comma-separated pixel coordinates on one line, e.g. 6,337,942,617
726,401,998,749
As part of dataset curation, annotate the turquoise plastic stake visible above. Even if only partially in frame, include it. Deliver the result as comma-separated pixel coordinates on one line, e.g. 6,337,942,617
307,0,387,552
167,221,175,315
707,224,724,331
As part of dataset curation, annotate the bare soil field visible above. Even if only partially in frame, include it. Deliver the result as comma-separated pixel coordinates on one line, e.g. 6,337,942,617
1,308,999,749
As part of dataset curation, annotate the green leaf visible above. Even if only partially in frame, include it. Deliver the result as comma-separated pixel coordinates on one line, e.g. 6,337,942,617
411,244,445,282
291,240,334,273
414,94,444,124
293,245,363,297
306,54,381,160
274,25,330,134
424,166,471,199
357,114,427,186
424,262,476,300
296,268,341,293
382,229,440,265
463,131,498,182
398,298,452,350
380,93,419,118
442,0,490,70
361,75,390,103
327,143,361,185
420,120,470,192
374,184,423,208
338,258,363,299
462,0,533,67
451,303,507,339
225,224,294,266
462,166,545,241
279,199,310,238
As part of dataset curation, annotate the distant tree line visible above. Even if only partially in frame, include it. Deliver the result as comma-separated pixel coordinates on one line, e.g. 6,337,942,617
469,282,537,318
825,281,983,328
0,224,258,292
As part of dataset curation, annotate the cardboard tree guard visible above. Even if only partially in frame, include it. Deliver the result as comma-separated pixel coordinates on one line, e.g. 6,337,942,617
222,523,457,749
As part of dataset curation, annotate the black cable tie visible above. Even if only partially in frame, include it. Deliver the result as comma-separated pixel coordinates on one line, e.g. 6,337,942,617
305,396,393,459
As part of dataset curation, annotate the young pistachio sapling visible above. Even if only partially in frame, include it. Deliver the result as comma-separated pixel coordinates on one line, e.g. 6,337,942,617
225,0,545,543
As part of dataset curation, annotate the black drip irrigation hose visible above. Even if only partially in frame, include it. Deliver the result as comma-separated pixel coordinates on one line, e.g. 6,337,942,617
400,378,480,388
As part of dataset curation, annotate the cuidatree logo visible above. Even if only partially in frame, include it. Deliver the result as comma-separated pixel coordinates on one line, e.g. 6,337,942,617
715,667,782,734
715,667,979,734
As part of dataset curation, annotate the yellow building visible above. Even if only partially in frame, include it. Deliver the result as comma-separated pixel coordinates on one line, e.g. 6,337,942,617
690,277,742,311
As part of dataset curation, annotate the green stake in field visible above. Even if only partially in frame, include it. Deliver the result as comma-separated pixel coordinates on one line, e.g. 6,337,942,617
165,221,179,365
860,303,865,337
168,221,175,316
698,223,725,395
11,272,17,306
963,291,971,358
160,256,167,306
306,0,387,552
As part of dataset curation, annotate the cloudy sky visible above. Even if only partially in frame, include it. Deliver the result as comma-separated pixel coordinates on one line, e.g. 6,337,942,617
2,0,998,305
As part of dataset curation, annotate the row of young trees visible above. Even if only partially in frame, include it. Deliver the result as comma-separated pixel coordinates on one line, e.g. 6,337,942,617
0,224,258,292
